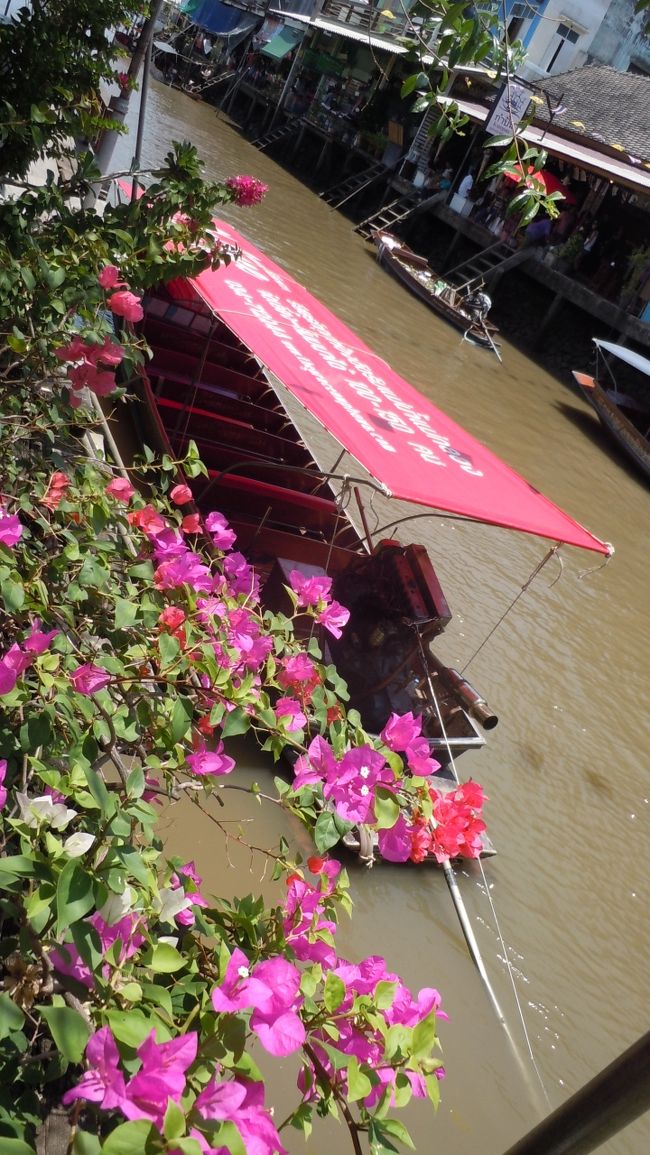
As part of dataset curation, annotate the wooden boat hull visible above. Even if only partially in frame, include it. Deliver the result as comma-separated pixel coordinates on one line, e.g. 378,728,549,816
374,232,498,350
572,371,650,481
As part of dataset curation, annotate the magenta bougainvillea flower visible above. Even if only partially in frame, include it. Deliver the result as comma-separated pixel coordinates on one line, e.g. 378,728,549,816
405,735,441,776
186,742,236,777
205,510,236,551
381,711,422,752
105,476,135,503
211,953,305,1057
225,175,269,207
288,569,332,607
70,663,111,695
323,745,393,825
51,912,145,988
316,599,350,639
194,1077,286,1155
275,696,307,732
107,290,144,322
0,511,22,548
62,1027,127,1110
0,760,7,810
120,1031,198,1128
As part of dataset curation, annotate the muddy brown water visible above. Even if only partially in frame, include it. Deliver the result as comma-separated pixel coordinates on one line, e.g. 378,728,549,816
113,80,650,1155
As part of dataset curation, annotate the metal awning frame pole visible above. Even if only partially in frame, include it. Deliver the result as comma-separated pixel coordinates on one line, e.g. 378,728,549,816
501,1030,650,1155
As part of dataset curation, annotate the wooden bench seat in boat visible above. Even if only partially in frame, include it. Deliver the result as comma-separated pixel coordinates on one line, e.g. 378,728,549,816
199,472,359,547
148,347,269,401
154,390,297,439
158,406,319,478
143,296,245,353
143,316,260,376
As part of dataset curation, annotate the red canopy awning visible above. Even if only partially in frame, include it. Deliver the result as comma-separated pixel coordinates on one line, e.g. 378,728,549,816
188,220,608,554
504,165,576,204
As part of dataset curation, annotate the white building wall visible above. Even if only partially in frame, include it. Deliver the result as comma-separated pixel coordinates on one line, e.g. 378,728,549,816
519,0,612,80
588,0,650,72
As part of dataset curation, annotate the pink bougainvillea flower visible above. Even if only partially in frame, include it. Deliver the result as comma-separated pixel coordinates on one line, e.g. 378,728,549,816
181,512,201,534
275,696,306,732
0,760,7,810
205,510,236,551
377,813,412,862
70,663,111,695
41,471,70,511
158,605,186,631
108,289,144,322
85,335,124,368
324,745,392,825
23,623,59,654
226,175,269,207
67,362,117,397
54,335,88,362
105,476,135,503
0,642,32,695
288,569,332,608
119,1030,197,1128
127,504,166,535
0,511,22,548
51,912,145,989
170,483,193,505
224,551,259,600
248,957,305,1057
381,711,422,752
211,948,269,1014
98,265,125,290
195,1077,287,1155
405,735,441,777
429,781,487,862
186,742,235,777
62,1027,127,1110
316,599,350,639
292,734,338,791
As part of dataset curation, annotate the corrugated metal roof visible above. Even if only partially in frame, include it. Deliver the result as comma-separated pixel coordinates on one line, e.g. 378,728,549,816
443,96,650,194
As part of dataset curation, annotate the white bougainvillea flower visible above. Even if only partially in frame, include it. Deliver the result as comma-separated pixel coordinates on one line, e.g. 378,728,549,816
16,793,77,830
99,886,135,926
63,832,96,858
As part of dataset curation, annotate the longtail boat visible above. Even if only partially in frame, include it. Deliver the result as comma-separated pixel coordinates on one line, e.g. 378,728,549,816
572,339,650,482
373,231,501,356
127,217,609,861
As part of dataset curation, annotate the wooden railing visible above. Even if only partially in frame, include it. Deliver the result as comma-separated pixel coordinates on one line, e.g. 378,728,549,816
319,0,414,39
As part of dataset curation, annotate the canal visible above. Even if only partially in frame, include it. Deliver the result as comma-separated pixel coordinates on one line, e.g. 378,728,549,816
114,79,650,1155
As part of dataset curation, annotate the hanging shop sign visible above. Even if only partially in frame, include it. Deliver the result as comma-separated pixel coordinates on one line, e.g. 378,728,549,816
484,81,531,137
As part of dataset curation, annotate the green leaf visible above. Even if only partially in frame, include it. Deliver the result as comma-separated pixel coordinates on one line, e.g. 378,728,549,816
411,1012,437,1060
169,1142,203,1155
374,980,397,1010
73,1132,102,1155
313,810,350,853
163,1098,186,1141
346,1056,373,1102
106,1010,157,1050
38,1004,90,1063
114,597,138,629
0,992,26,1039
3,577,24,612
144,942,185,973
221,706,250,739
377,1119,415,1150
374,787,399,830
78,555,110,590
171,696,193,743
20,710,53,752
56,859,94,935
0,855,40,881
323,971,345,1013
100,1121,156,1155
0,1141,37,1155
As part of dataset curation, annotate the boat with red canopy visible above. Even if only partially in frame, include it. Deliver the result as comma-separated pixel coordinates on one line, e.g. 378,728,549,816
131,217,609,857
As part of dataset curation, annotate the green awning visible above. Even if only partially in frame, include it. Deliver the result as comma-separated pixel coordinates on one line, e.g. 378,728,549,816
260,26,303,60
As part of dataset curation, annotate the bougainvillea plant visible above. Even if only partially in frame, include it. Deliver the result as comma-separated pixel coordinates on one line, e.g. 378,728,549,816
0,205,490,1153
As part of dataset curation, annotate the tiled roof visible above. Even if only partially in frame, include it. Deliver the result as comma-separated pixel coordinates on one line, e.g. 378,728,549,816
534,65,650,164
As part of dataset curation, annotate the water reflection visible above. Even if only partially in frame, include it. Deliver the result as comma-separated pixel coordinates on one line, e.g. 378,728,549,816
114,79,650,1155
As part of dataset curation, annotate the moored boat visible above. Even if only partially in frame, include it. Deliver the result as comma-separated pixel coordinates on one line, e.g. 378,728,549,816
572,339,650,482
373,231,501,355
128,217,609,862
